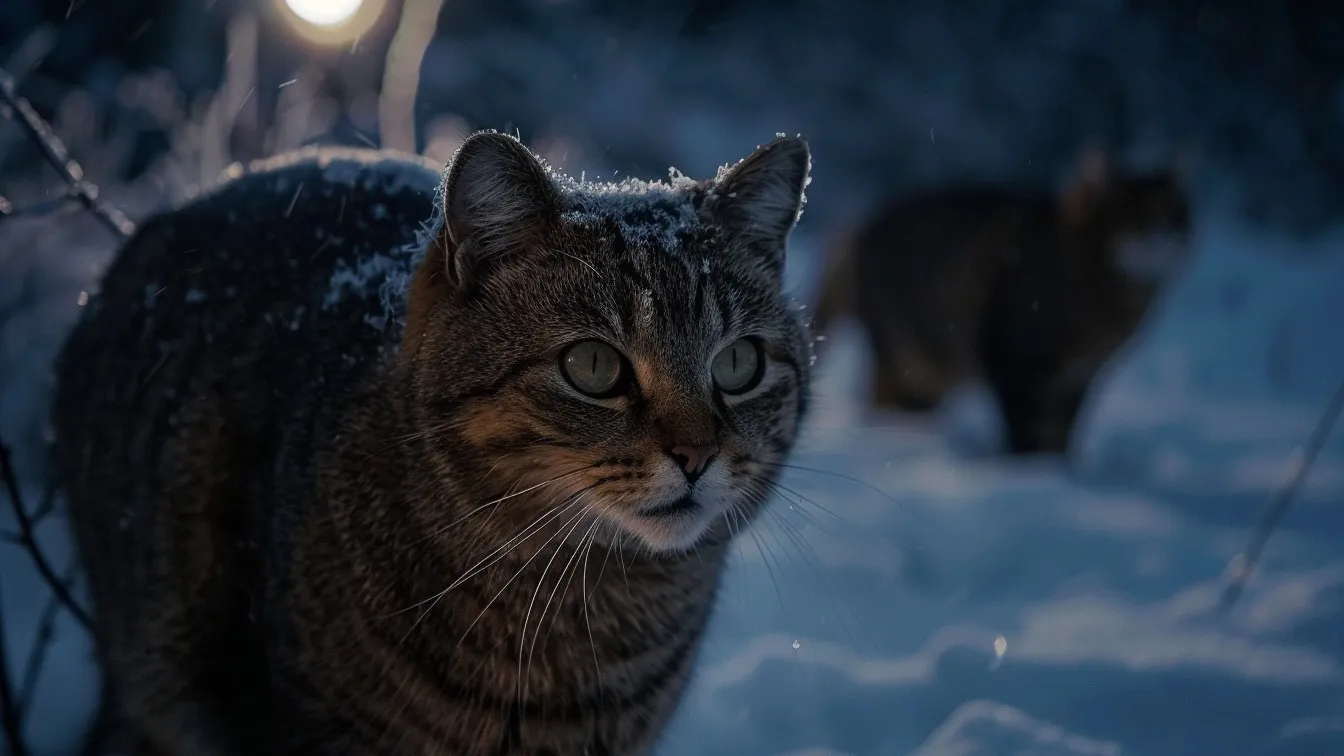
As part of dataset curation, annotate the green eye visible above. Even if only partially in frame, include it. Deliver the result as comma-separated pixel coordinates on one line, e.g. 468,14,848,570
561,340,627,397
711,337,764,395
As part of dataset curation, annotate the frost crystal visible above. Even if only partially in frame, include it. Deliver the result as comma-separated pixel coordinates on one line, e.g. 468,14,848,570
239,146,441,198
322,241,418,316
556,171,704,252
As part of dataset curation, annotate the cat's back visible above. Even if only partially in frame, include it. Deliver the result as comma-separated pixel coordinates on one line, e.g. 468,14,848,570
843,184,1052,338
55,146,440,428
52,148,441,612
851,183,1052,278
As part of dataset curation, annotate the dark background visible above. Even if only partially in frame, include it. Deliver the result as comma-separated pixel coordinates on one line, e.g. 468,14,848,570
2,0,1343,234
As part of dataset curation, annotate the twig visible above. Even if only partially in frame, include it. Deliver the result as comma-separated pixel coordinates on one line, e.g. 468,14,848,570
0,66,135,240
0,581,32,756
29,483,57,524
0,54,135,756
18,563,78,716
0,191,82,223
0,443,94,631
1219,375,1344,613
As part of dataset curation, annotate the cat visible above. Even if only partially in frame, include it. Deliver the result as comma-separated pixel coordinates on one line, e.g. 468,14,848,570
52,131,814,755
811,147,1191,454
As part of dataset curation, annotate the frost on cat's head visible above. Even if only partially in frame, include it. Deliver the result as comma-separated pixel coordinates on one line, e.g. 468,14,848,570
556,174,707,254
422,130,812,298
547,138,810,262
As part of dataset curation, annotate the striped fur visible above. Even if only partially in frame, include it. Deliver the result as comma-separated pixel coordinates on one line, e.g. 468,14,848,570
52,133,812,754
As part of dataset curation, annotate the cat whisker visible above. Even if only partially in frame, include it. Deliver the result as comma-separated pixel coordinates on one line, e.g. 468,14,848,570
412,465,595,546
584,494,628,605
724,498,760,616
376,487,599,745
724,482,892,657
397,496,580,647
580,521,607,703
558,249,600,275
743,473,871,540
386,482,597,620
447,488,598,662
526,510,604,700
375,419,456,453
615,533,633,600
746,472,929,556
514,494,600,706
749,474,863,533
439,484,600,598
761,502,879,655
741,502,787,612
756,460,918,517
476,457,510,487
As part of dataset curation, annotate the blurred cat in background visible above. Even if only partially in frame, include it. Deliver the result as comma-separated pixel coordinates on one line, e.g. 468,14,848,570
812,147,1193,455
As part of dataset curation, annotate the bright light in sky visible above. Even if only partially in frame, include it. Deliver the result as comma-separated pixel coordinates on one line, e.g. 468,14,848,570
284,0,364,27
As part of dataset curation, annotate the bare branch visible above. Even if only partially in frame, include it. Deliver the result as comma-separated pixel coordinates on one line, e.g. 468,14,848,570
29,482,57,524
0,66,135,241
1220,374,1344,613
0,192,82,224
18,563,79,717
0,580,32,756
0,57,138,756
0,443,94,631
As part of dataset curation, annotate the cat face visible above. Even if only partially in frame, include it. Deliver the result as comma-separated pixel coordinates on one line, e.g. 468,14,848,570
1106,173,1193,282
404,132,812,555
1060,149,1194,284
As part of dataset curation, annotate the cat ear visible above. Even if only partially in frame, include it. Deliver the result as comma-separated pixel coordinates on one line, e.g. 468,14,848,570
1059,145,1111,227
706,136,811,274
1070,145,1111,191
439,131,561,292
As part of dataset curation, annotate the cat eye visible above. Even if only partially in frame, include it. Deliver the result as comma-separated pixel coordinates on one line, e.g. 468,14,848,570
560,340,628,398
711,338,764,395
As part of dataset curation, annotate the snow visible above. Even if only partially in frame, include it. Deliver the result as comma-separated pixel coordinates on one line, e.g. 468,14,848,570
554,166,706,252
321,241,419,314
3,7,1344,756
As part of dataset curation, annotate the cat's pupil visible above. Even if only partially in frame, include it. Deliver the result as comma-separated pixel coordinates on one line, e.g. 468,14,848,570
712,337,761,394
561,340,624,397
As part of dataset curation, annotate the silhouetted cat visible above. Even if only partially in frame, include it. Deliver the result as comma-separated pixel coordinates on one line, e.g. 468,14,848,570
53,132,814,754
813,148,1191,454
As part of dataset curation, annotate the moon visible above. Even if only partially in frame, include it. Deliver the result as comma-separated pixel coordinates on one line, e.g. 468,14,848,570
283,0,364,27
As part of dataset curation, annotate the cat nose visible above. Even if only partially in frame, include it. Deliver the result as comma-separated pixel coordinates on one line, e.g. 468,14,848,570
666,442,719,483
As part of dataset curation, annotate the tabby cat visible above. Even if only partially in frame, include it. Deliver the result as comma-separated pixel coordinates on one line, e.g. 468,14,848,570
811,148,1191,454
53,132,813,754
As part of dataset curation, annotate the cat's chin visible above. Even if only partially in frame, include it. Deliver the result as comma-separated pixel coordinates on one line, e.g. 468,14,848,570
613,495,722,555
